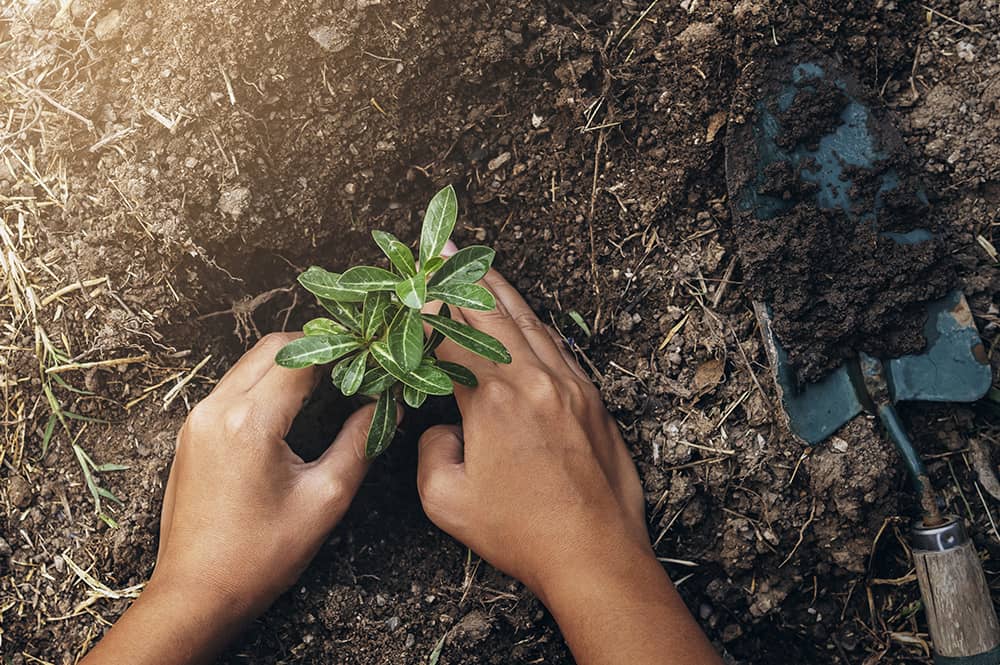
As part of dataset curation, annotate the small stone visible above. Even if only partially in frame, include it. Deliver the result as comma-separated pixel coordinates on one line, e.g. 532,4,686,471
386,616,401,631
218,186,251,218
344,182,357,195
0,536,12,557
94,10,122,41
488,152,512,171
309,25,350,52
831,438,849,453
8,475,32,509
956,41,976,62
184,157,199,169
404,633,415,648
449,610,492,645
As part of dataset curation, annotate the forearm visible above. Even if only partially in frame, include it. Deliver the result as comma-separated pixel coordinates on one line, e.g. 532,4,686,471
81,578,249,665
538,545,722,665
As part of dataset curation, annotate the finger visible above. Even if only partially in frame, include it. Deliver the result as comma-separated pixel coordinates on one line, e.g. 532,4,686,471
417,425,467,527
544,325,590,381
422,293,496,401
461,268,565,370
307,401,401,514
213,332,303,397
242,364,321,439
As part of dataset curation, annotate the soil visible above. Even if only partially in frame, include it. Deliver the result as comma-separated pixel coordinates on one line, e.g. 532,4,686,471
2,1,1000,664
726,52,955,382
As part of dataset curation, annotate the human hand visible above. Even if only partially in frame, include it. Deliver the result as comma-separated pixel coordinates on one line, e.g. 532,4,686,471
416,262,722,664
83,333,390,665
152,332,385,618
416,268,649,599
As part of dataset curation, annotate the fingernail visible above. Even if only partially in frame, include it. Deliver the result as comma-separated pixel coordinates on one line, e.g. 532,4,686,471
442,240,459,256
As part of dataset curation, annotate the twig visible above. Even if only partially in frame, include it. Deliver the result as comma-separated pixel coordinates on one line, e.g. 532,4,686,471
921,4,981,32
45,354,149,375
40,277,109,307
162,355,212,409
616,0,660,47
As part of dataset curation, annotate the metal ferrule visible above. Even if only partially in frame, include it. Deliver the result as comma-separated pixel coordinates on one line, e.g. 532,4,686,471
912,515,969,553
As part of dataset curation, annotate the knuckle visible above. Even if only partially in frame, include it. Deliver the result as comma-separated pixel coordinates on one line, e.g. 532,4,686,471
477,378,514,405
417,474,453,518
185,400,217,433
257,332,296,352
323,479,347,510
221,401,259,436
523,368,560,401
513,310,545,333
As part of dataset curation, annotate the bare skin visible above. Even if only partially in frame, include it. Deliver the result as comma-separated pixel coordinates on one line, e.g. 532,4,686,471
82,255,721,665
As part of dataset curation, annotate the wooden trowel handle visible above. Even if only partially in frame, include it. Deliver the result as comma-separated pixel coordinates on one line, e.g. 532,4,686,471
912,517,1000,663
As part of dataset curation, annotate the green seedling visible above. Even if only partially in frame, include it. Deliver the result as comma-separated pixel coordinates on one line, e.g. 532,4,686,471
275,185,511,457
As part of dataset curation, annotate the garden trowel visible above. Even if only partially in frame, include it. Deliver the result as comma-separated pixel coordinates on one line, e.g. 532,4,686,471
725,53,999,664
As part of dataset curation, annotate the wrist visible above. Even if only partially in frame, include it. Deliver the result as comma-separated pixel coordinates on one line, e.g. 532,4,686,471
532,538,667,612
83,574,252,665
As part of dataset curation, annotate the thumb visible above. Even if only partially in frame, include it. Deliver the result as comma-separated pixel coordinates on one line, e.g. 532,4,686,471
309,401,401,507
417,425,466,521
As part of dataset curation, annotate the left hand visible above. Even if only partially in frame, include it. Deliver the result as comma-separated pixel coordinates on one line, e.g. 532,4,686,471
83,333,385,665
151,331,383,619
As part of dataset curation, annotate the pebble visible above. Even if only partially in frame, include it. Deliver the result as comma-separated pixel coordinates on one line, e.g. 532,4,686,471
0,536,11,557
404,633,415,648
385,616,401,631
8,475,32,509
450,610,492,644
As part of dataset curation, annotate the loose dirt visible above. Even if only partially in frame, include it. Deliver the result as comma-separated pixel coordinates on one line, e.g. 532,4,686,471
2,1,999,664
726,53,956,382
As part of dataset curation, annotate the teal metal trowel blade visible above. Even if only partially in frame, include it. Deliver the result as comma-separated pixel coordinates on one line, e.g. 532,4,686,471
726,54,992,446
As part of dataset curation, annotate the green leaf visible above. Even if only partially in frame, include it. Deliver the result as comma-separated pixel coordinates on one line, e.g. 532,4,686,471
370,342,454,395
423,257,445,273
405,363,454,395
303,317,348,337
426,246,494,288
365,391,397,459
299,266,364,302
387,307,425,372
330,354,352,390
340,350,368,396
403,385,427,408
275,335,364,369
419,185,458,266
395,272,427,309
372,230,417,277
318,297,362,332
427,283,496,311
338,266,401,293
421,314,511,364
567,310,591,337
358,365,397,395
436,361,478,387
362,291,392,339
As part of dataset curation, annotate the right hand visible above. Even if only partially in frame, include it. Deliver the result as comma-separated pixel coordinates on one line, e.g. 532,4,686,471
416,266,650,601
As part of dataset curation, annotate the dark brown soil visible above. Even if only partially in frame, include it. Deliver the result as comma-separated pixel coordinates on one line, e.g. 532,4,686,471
726,54,955,382
3,2,1000,664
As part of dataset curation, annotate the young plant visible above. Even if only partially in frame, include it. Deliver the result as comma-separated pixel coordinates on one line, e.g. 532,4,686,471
274,185,511,458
